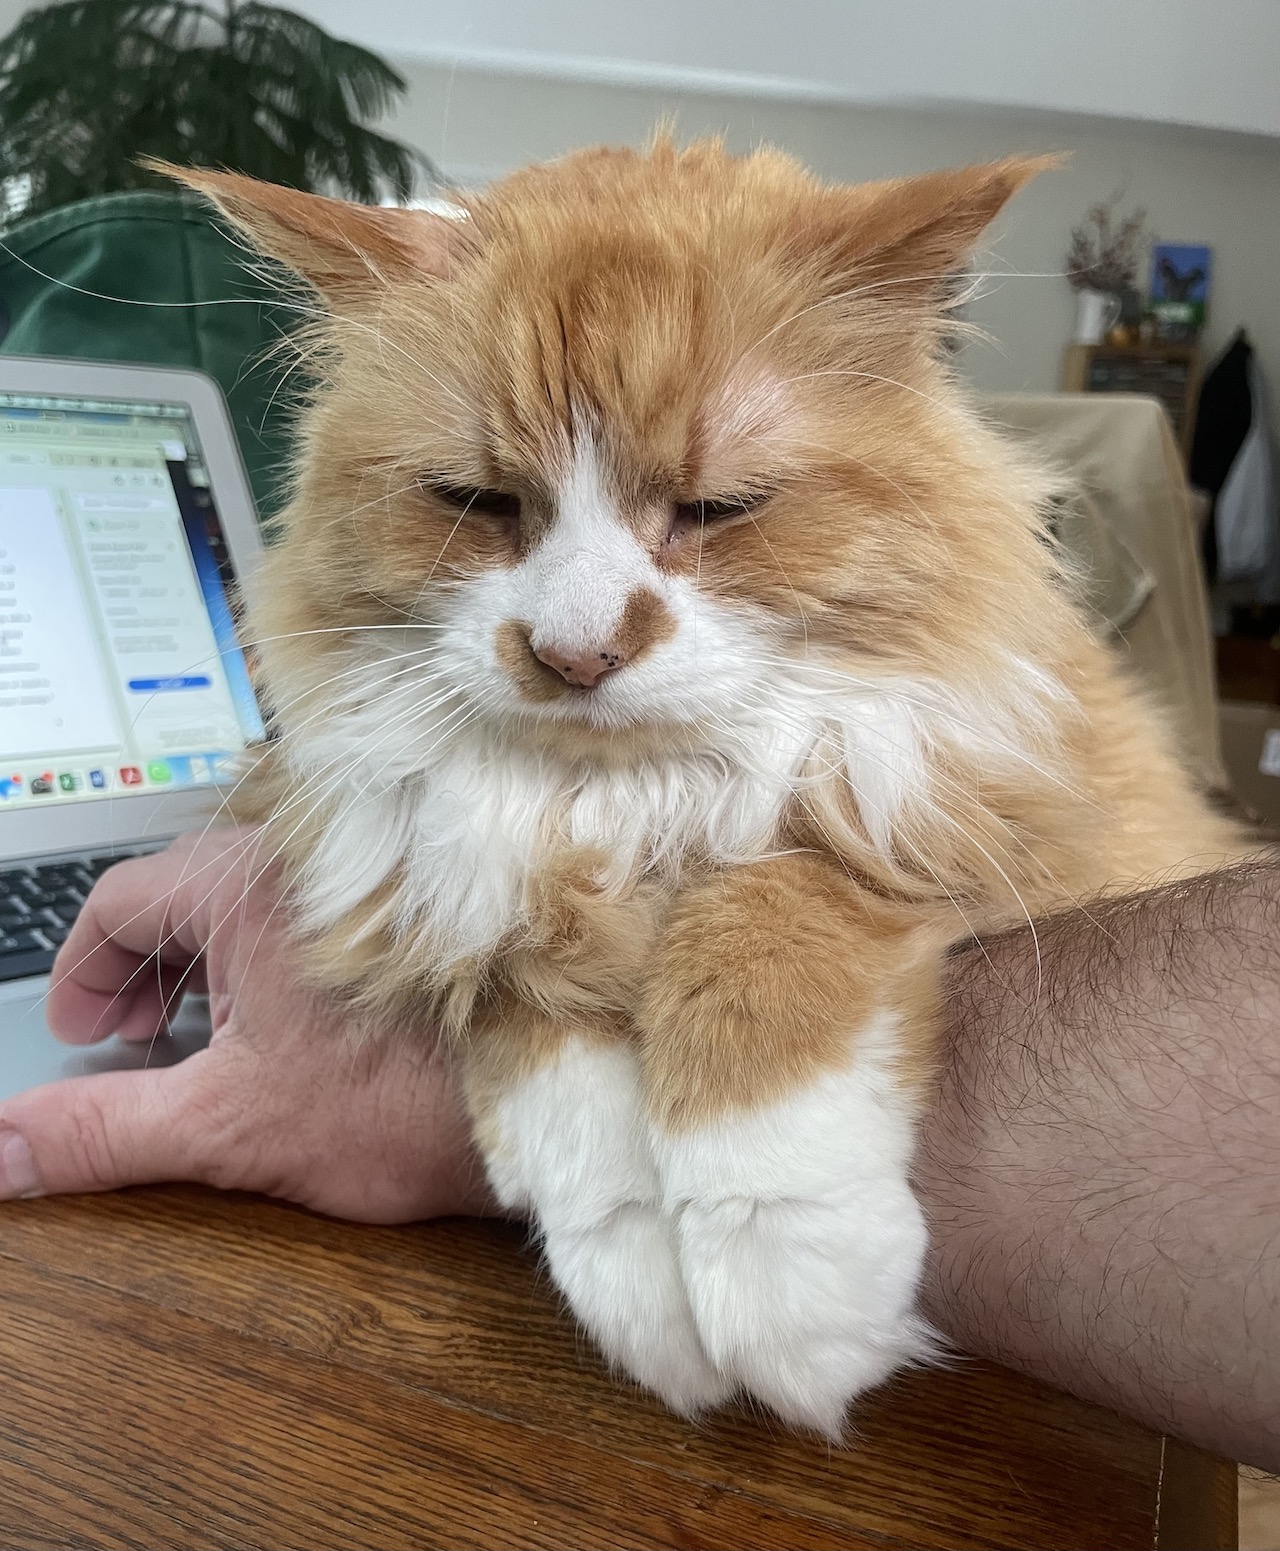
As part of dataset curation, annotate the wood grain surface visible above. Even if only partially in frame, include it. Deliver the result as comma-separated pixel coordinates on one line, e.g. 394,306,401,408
0,1188,1237,1550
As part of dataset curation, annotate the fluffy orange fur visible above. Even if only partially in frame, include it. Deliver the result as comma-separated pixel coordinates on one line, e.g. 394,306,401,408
162,138,1252,1426
171,133,1246,1095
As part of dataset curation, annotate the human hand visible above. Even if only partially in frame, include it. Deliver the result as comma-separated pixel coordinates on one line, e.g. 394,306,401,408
0,828,491,1221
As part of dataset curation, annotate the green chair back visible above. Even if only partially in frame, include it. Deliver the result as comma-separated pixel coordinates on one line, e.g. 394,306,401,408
0,188,299,519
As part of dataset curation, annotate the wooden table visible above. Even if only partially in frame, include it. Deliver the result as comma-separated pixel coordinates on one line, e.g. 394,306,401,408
0,1189,1236,1550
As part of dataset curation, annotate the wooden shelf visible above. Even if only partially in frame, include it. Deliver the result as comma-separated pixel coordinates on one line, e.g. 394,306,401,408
1063,342,1202,460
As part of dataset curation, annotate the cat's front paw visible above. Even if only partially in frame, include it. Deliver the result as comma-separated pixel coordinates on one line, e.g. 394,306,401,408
481,1037,730,1415
540,1204,733,1415
668,1190,929,1437
653,1032,933,1438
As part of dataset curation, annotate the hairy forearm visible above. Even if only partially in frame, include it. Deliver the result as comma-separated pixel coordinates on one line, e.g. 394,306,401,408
916,863,1280,1469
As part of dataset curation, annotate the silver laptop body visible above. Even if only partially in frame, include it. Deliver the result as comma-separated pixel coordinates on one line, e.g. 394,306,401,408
0,357,267,1099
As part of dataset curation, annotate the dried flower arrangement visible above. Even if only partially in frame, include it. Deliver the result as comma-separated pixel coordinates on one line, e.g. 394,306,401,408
1067,192,1146,294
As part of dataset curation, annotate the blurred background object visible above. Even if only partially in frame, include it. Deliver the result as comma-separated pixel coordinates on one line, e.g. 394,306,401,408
0,187,300,516
1065,190,1144,344
0,0,432,226
0,0,441,520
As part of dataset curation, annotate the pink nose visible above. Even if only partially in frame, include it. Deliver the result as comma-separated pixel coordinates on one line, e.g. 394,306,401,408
532,641,631,688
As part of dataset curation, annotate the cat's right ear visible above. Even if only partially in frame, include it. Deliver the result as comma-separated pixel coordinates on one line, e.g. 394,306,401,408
793,155,1060,310
147,162,476,307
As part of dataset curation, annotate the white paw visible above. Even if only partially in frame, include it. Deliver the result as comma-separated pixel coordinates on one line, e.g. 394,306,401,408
484,1039,730,1415
652,1017,933,1438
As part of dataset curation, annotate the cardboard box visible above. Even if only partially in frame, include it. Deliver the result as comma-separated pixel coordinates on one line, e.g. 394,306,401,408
1217,699,1280,825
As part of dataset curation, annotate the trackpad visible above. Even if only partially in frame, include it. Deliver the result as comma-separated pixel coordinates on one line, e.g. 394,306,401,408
0,982,212,1104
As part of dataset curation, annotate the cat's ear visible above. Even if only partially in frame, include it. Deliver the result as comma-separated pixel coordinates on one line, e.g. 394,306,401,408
147,162,475,305
800,155,1059,304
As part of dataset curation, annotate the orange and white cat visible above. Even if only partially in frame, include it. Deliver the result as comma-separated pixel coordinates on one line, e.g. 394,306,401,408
168,140,1241,1435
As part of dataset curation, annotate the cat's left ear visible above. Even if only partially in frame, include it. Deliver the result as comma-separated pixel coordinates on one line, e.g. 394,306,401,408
147,162,476,306
801,155,1060,303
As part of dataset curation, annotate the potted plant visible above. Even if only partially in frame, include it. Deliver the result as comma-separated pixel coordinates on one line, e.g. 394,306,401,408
0,0,432,226
1066,192,1145,345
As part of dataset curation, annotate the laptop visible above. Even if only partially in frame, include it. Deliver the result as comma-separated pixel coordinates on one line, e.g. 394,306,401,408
0,356,267,1101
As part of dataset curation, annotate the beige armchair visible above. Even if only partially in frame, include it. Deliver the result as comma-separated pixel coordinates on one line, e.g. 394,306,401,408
981,392,1228,793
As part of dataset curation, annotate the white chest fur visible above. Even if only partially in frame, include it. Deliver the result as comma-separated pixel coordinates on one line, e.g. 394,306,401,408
288,717,817,968
279,646,1061,972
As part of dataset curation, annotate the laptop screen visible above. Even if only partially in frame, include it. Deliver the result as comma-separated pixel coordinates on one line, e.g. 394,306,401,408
0,388,266,807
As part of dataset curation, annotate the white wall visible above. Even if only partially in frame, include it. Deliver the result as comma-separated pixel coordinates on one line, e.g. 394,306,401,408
384,61,1280,429
7,0,1280,139
295,0,1280,142
2,0,1277,429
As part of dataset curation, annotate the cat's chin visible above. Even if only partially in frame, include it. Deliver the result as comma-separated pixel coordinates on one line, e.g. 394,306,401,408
509,702,697,762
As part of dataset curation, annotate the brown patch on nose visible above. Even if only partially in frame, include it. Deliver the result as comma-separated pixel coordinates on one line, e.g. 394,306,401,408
531,586,677,688
494,620,572,703
498,586,678,699
612,586,677,662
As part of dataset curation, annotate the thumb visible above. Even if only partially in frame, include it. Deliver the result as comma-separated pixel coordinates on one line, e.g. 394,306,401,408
0,1055,215,1199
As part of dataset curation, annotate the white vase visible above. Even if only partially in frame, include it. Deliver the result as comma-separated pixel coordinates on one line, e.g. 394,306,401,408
1075,288,1122,345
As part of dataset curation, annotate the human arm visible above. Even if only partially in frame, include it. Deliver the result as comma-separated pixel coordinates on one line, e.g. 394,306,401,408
2,834,1276,1465
918,862,1280,1470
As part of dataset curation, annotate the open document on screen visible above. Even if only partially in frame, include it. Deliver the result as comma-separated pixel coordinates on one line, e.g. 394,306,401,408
0,392,264,804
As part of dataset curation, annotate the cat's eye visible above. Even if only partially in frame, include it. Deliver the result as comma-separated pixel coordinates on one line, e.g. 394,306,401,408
671,492,770,527
423,481,521,521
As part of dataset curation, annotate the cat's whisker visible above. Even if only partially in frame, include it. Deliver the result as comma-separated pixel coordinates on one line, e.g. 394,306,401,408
39,742,295,1025
342,473,434,528
42,660,468,1025
419,493,479,588
148,690,482,1022
101,623,451,749
54,824,271,1042
263,697,485,903
744,690,1068,981
723,650,1101,810
226,643,448,743
248,333,312,444
684,675,1081,952
231,707,485,1002
691,504,706,655
166,642,451,829
143,816,330,1043
777,368,954,413
235,622,451,650
698,682,1038,863
683,701,1008,959
788,719,1048,967
268,653,446,726
738,262,1066,362
182,657,453,836
689,254,742,361
267,287,477,422
264,688,467,829
787,435,947,542
745,515,812,652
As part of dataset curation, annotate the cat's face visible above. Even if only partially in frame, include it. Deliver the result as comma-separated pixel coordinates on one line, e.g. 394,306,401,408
174,143,1049,756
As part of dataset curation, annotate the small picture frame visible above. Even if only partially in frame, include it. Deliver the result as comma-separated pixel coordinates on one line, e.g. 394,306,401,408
1149,243,1212,335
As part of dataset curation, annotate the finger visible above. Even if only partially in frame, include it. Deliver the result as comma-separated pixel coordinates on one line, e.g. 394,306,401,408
114,960,203,1043
52,949,194,1048
48,834,257,1044
0,1056,214,1198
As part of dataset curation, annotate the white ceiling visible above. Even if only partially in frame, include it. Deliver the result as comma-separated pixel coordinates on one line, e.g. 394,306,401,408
292,0,1280,141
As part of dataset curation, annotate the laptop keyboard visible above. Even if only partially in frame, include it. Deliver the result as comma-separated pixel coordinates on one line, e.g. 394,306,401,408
0,854,144,983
